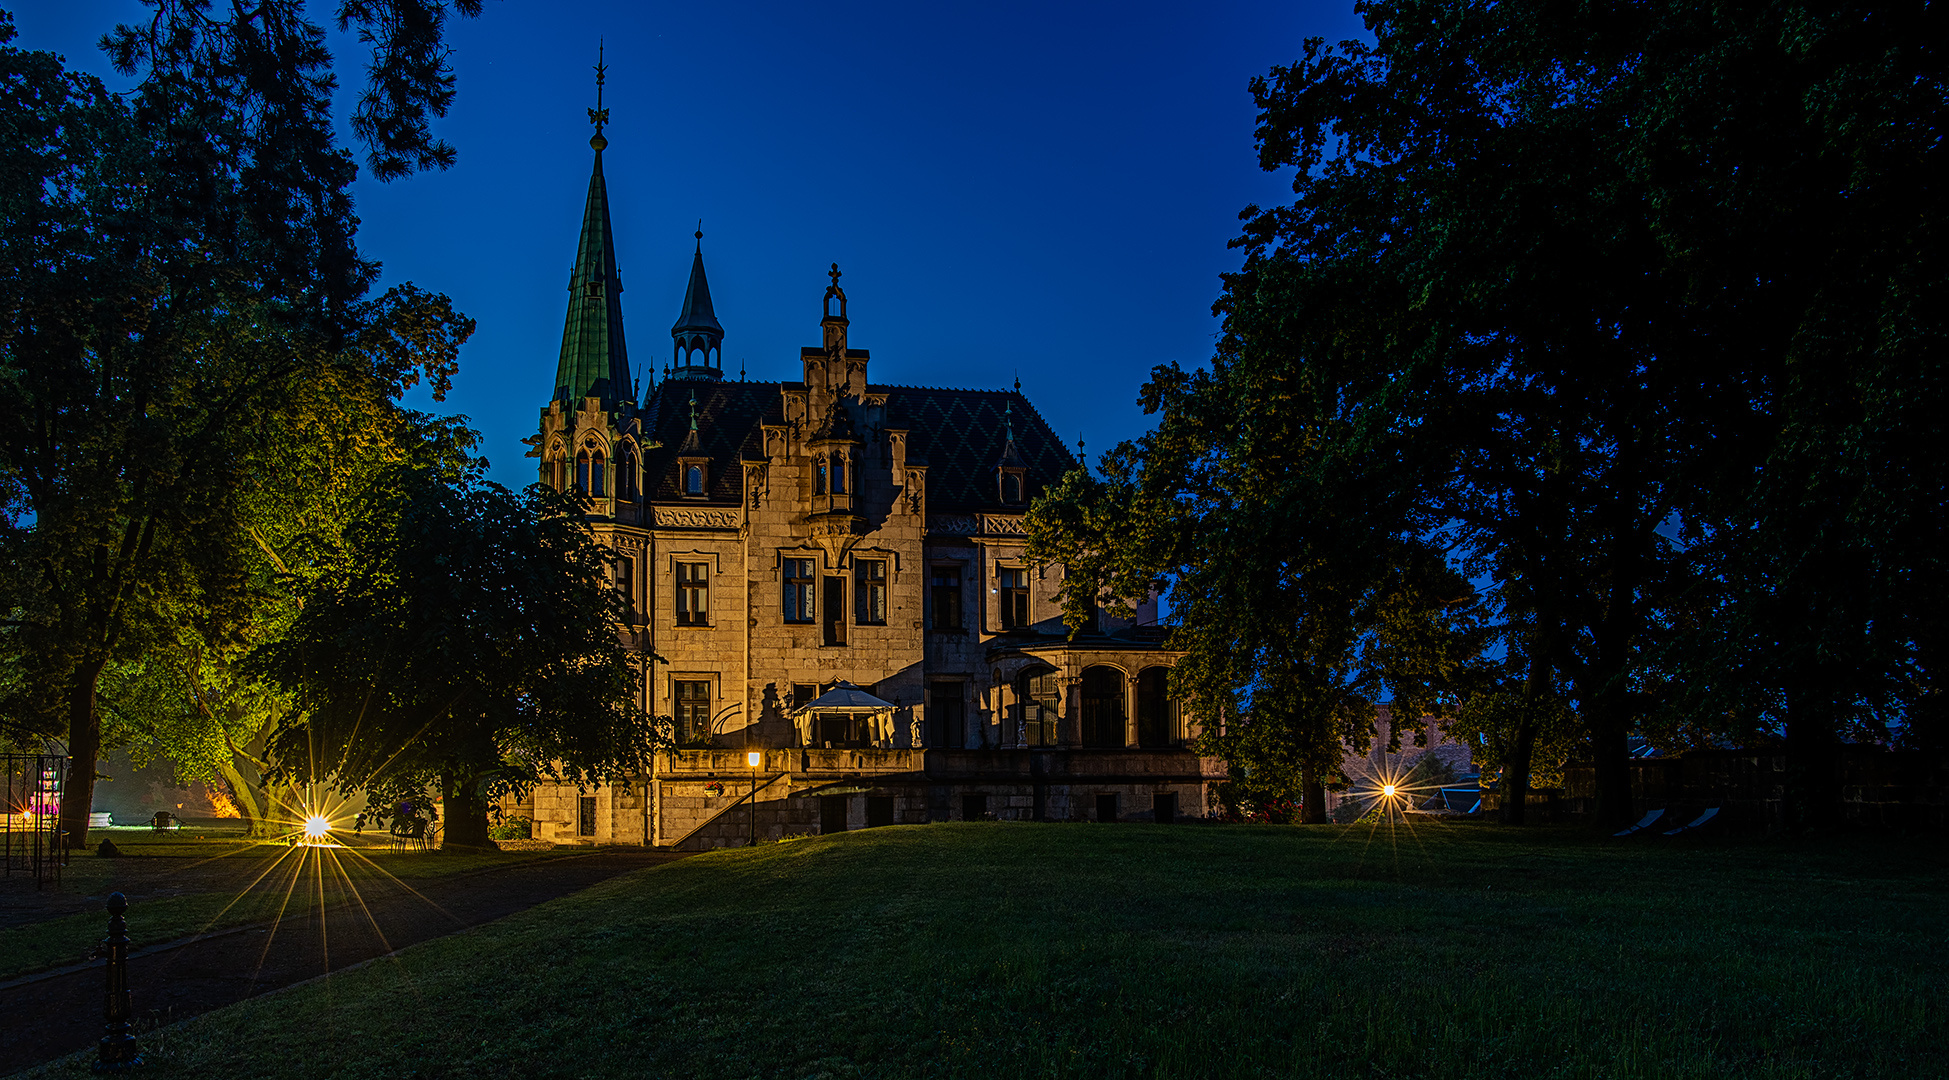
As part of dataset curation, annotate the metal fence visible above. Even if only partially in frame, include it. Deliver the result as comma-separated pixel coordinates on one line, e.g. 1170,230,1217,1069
3,753,68,888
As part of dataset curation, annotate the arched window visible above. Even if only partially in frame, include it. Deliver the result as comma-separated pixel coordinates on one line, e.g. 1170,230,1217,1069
685,464,704,496
815,459,828,495
1001,473,1021,503
576,450,591,494
1136,667,1176,748
1081,666,1127,748
1018,667,1060,747
618,446,638,500
590,450,606,497
832,456,846,495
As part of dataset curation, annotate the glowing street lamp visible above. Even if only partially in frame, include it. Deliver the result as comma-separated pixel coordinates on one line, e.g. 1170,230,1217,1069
301,814,331,845
746,750,762,847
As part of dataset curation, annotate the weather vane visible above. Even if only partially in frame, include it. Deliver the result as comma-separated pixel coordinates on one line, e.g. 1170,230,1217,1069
588,40,610,135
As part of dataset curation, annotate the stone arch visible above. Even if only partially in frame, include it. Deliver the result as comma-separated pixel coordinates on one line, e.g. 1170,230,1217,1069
1080,665,1127,748
1136,666,1177,748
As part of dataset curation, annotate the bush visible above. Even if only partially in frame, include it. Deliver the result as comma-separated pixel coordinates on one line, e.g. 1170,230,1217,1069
487,816,532,841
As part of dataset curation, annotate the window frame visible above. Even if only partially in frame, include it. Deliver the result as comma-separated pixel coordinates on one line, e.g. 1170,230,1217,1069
998,565,1030,630
675,561,710,626
783,557,816,624
929,564,963,631
927,680,965,749
854,558,887,626
673,678,713,745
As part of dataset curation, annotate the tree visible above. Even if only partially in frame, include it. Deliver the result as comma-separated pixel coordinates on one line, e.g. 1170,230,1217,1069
0,2,484,846
249,463,656,849
1026,271,1483,824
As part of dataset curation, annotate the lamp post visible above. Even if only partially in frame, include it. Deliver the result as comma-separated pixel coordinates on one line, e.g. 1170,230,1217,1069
745,750,762,846
96,892,139,1072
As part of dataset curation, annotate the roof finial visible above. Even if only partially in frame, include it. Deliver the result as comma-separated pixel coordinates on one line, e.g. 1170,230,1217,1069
1004,399,1015,443
689,392,699,432
829,263,842,290
739,357,746,381
1014,370,1021,392
588,40,610,151
695,219,703,250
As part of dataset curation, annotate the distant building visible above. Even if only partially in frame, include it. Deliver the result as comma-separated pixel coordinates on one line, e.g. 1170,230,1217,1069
520,103,1218,847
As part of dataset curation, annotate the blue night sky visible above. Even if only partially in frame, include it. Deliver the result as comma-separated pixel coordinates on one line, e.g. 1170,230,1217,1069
18,1,1367,490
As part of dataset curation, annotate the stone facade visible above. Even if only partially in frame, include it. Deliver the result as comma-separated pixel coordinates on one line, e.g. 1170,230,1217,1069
518,125,1216,847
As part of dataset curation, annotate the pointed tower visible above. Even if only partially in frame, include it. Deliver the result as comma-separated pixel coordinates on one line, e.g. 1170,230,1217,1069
532,47,645,510
671,226,724,380
553,49,632,407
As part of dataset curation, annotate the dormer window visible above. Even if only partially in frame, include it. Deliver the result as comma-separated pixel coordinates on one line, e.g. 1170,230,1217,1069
999,468,1026,505
685,464,704,496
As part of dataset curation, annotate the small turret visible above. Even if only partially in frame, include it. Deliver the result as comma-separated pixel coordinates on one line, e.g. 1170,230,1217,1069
670,225,724,380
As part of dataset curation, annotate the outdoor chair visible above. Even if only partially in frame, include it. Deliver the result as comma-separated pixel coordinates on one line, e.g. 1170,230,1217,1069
1613,808,1665,837
1662,808,1720,835
389,815,432,852
149,811,174,831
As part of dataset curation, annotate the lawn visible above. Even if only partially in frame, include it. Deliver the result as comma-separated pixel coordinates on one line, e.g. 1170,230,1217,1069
22,821,1949,1079
1,842,561,982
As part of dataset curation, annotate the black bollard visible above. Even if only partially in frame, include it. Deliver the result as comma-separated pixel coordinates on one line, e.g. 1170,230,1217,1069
93,891,141,1072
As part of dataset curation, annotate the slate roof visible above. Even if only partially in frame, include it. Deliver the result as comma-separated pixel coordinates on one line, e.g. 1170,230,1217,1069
641,378,1078,511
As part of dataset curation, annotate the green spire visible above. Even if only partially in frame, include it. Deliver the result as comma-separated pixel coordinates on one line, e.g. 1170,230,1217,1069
553,47,632,406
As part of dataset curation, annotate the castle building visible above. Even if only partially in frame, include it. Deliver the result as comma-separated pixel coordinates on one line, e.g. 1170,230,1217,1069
523,93,1217,848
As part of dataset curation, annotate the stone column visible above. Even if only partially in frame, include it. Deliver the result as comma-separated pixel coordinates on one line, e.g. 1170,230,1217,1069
1060,675,1083,748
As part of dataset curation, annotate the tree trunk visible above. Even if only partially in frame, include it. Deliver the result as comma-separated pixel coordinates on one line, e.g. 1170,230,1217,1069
1783,686,1841,832
56,655,108,850
1586,697,1635,830
441,770,493,850
1499,719,1539,825
1300,760,1328,824
218,759,277,839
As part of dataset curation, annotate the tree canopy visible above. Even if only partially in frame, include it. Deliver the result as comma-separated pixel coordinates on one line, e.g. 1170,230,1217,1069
1028,0,1946,828
0,2,486,845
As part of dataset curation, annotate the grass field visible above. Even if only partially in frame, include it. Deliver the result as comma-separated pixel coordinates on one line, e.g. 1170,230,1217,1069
1,844,558,982
23,821,1949,1079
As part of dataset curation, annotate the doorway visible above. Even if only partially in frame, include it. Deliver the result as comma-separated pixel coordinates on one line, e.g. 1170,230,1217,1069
820,795,848,834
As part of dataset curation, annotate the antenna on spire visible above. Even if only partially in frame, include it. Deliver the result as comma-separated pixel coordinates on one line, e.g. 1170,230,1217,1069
588,40,611,149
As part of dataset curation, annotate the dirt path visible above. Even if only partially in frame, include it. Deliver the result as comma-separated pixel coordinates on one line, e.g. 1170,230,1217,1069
0,850,678,1074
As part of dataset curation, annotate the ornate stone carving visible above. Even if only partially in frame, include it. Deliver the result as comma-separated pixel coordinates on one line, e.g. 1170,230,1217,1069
980,513,1027,536
930,514,979,535
652,507,741,529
